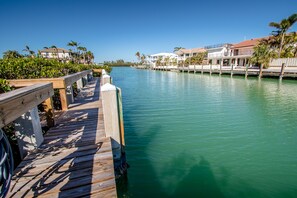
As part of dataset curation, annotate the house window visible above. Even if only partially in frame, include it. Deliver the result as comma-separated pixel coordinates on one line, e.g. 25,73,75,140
217,60,220,64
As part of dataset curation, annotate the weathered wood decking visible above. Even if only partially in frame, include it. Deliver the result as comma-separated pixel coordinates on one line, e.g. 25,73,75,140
8,78,117,198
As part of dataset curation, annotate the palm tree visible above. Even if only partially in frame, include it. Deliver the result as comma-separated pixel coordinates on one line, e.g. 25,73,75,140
86,51,94,64
269,13,297,57
251,44,277,78
135,52,141,62
141,54,146,64
173,47,185,52
22,45,35,58
3,50,23,59
77,46,87,64
67,40,79,63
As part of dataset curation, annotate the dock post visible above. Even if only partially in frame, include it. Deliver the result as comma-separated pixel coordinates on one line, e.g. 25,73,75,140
259,64,263,79
101,83,123,161
102,74,112,85
245,64,249,79
201,65,204,74
194,65,196,73
210,64,212,75
219,61,222,75
14,106,44,159
231,64,234,77
279,63,285,80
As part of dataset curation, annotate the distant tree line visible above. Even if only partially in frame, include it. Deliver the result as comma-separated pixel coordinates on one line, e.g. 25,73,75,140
103,59,135,66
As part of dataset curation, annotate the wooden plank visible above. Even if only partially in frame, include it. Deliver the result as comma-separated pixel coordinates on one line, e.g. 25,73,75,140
0,83,54,128
8,78,65,89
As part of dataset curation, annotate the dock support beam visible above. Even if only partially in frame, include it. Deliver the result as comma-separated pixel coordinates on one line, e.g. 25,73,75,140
259,64,263,79
210,64,212,75
14,106,44,159
279,63,285,81
245,64,249,79
219,59,223,75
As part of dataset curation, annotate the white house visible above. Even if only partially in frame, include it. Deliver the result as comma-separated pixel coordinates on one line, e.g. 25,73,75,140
39,48,71,62
147,53,178,67
205,43,232,66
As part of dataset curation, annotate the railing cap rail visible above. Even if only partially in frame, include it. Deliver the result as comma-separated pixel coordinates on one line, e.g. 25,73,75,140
0,83,54,128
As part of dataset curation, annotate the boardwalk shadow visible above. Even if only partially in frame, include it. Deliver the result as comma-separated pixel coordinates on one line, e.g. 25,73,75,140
170,156,224,198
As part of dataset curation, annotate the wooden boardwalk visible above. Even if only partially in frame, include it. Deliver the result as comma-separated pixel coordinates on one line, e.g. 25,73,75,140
8,78,117,198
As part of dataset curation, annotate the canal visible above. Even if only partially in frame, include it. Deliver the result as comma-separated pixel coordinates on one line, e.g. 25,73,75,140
111,67,297,198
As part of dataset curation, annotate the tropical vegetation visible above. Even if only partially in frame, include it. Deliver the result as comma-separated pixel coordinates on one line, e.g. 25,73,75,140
251,13,297,67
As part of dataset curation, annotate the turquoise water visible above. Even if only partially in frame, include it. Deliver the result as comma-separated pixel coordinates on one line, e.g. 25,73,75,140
111,67,297,198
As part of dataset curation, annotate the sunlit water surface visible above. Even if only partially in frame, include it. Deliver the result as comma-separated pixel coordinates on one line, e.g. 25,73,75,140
111,67,297,198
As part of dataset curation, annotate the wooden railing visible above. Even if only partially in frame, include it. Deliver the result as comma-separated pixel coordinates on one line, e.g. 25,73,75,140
7,70,95,111
0,83,55,196
0,83,54,128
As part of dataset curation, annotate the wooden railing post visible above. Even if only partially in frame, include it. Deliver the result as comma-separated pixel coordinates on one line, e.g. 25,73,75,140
44,97,55,127
66,85,74,104
201,65,204,74
14,106,44,159
59,88,68,111
76,78,83,90
83,75,88,85
231,64,234,77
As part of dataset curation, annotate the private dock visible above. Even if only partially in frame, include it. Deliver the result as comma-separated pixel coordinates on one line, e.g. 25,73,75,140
0,70,123,197
153,64,297,79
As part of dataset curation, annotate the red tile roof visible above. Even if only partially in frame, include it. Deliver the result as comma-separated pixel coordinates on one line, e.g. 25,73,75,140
232,37,264,48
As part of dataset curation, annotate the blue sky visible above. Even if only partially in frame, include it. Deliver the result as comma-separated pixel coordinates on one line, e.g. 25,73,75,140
0,0,296,62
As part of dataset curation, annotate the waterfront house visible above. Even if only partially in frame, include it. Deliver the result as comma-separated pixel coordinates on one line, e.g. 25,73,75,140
39,48,71,62
148,53,178,67
205,43,233,66
175,48,206,65
230,38,263,67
